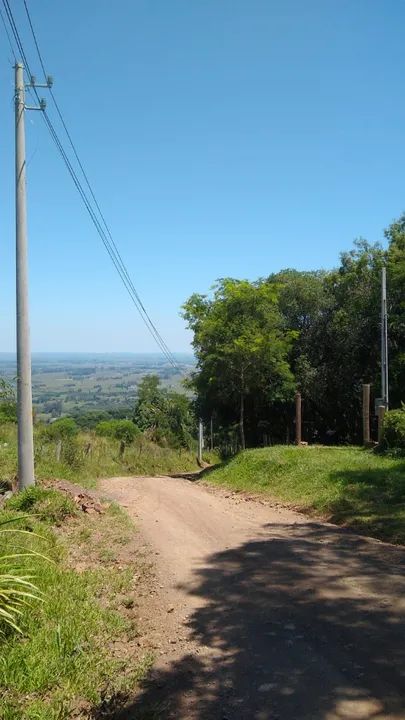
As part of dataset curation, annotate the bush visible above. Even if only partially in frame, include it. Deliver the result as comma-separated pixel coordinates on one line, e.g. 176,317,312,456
96,419,140,445
380,407,405,451
6,487,76,524
44,417,78,441
0,379,17,424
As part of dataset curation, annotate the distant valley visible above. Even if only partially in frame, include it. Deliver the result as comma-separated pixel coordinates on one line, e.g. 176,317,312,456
0,353,194,421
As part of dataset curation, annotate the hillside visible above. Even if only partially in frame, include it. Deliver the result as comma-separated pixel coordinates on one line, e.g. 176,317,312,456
0,424,211,489
204,445,405,544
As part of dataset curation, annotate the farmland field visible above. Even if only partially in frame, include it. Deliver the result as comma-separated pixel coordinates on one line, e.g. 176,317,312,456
0,352,194,421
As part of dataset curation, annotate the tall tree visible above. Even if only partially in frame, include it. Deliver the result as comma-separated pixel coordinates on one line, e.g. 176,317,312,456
183,279,295,448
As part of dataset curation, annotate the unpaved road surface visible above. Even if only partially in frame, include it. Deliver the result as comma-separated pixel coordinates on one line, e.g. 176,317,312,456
100,475,405,720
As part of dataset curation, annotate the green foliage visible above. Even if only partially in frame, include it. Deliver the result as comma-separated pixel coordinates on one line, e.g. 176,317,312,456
0,425,211,490
72,408,134,430
6,487,76,524
96,419,140,444
206,445,405,544
134,375,196,449
0,516,44,634
380,407,405,451
44,417,78,440
0,379,17,424
183,216,405,446
183,278,295,448
0,495,151,718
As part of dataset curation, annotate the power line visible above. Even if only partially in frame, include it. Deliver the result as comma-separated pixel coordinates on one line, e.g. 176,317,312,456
0,6,16,61
3,0,180,368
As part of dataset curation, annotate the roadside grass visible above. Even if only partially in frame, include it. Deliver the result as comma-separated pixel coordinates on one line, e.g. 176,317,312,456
205,445,405,544
0,424,217,489
0,487,153,719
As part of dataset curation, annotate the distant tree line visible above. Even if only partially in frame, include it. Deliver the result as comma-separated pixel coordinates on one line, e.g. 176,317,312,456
182,214,405,446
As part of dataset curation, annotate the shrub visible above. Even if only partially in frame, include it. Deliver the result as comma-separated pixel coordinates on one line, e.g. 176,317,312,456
45,417,78,441
6,487,76,524
96,419,140,445
0,379,17,424
380,407,405,451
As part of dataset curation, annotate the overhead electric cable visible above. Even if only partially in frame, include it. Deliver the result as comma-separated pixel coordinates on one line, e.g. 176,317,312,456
0,6,17,61
3,0,180,368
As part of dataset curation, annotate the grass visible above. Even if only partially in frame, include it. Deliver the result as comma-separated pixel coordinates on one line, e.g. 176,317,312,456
205,445,405,544
0,424,217,489
0,487,153,719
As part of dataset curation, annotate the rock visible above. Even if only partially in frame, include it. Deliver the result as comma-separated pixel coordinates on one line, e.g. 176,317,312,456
3,490,13,500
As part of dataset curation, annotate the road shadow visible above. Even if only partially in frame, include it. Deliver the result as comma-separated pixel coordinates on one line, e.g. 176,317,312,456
169,463,225,482
91,522,405,719
326,463,405,543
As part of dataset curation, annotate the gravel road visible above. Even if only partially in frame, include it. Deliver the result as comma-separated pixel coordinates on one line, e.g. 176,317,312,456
100,474,405,720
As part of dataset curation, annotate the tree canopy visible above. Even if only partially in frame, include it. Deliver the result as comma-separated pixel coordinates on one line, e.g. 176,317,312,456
133,375,195,449
183,279,296,448
183,214,405,447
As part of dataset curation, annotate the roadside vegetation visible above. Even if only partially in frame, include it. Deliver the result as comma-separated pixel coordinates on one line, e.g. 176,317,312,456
0,486,152,720
183,214,405,448
205,444,405,544
0,375,215,717
0,375,216,490
0,423,213,489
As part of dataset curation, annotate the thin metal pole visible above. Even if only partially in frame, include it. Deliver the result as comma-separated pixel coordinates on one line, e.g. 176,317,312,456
362,383,370,446
15,62,35,489
381,267,389,409
198,420,203,465
295,391,302,445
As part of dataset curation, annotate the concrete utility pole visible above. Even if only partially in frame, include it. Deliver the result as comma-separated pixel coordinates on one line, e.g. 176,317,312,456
15,62,35,489
381,267,389,409
14,63,50,489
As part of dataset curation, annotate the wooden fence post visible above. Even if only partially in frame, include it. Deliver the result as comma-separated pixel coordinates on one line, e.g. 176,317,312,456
378,404,386,445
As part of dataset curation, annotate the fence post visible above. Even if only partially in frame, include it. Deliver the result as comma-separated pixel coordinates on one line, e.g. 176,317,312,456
377,404,386,445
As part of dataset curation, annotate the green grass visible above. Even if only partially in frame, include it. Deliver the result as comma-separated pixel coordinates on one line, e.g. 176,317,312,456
0,488,152,719
0,424,217,489
205,445,405,544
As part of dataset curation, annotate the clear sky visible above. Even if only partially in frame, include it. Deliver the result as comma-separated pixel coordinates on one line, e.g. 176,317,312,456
1,0,404,353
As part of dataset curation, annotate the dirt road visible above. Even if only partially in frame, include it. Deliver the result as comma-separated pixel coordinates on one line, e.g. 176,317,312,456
100,474,405,720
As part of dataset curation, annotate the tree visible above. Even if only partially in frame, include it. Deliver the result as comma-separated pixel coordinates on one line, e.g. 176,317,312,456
183,279,295,448
133,375,195,448
270,242,388,442
385,215,405,408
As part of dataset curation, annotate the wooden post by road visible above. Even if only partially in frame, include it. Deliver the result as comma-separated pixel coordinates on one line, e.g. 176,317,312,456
378,404,386,445
362,384,371,446
295,392,302,445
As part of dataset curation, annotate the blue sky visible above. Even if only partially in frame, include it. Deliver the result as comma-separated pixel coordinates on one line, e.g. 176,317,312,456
1,0,404,352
